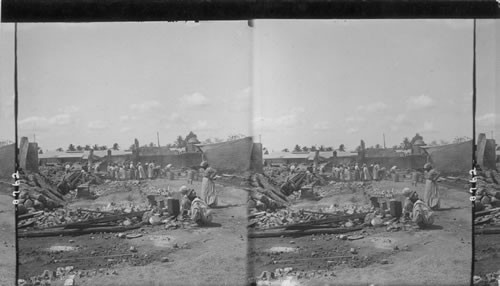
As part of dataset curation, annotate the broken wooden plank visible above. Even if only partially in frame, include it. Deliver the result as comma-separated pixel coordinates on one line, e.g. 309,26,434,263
273,255,355,264
475,207,500,217
261,213,366,230
248,226,363,238
475,227,500,235
42,210,146,229
19,224,142,238
18,211,44,221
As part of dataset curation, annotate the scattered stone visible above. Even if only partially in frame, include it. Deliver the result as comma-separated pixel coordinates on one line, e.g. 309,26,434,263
289,240,295,244
161,257,169,262
350,248,357,254
122,220,132,226
129,246,137,253
339,235,348,240
69,240,75,243
63,278,74,286
347,235,364,241
117,233,126,239
380,259,389,264
344,221,354,228
393,246,399,251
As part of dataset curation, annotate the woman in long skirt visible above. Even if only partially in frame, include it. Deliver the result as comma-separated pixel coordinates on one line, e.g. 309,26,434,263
200,161,218,207
423,163,440,210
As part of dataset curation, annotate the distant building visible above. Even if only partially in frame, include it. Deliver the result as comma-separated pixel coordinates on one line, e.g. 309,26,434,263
186,136,201,153
412,139,427,155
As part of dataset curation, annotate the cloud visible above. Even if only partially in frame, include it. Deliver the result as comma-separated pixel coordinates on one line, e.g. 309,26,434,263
120,127,131,133
422,121,436,132
345,115,365,123
476,113,496,126
347,128,359,134
130,100,160,112
191,120,214,131
357,102,388,112
253,109,304,131
229,87,252,112
180,92,209,106
119,115,138,122
313,121,330,130
394,114,407,123
19,113,73,131
407,95,435,109
88,120,108,130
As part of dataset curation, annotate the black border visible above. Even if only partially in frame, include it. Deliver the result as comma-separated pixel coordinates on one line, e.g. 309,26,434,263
1,0,499,22
2,1,493,285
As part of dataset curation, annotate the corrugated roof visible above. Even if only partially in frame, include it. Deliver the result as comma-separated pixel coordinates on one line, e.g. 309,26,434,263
39,151,83,159
264,152,310,160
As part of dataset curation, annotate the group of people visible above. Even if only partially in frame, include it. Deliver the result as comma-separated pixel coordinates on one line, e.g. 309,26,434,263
179,161,220,226
106,161,173,181
402,163,441,229
330,163,386,182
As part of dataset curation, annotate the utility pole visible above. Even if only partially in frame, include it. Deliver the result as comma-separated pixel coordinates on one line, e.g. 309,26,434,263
157,132,160,147
383,133,386,149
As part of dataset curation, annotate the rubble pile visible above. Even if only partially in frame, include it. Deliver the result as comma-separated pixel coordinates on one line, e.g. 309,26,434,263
17,172,67,215
247,173,290,211
474,169,500,213
248,208,367,230
313,182,372,198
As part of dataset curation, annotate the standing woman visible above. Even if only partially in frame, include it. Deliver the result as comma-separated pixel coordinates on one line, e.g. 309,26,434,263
200,161,218,207
423,163,440,210
363,164,371,181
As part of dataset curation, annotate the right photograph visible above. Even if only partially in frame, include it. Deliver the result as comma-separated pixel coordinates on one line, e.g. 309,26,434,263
248,19,476,286
473,20,500,286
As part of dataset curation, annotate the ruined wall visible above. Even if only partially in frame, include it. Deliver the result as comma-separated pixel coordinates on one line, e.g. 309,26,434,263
139,153,202,169
0,144,15,179
199,137,254,173
19,137,39,172
425,141,472,175
250,143,263,173
483,139,496,169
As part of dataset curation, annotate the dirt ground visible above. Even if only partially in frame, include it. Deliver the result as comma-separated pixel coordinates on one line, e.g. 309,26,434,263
0,182,16,286
474,233,500,278
18,177,248,286
249,178,472,286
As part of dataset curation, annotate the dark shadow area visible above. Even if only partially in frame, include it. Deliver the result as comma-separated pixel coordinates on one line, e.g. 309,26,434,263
210,204,241,209
201,222,222,228
434,207,465,211
423,224,444,230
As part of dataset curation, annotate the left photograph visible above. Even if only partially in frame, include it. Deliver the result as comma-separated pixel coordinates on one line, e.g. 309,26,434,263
5,22,254,286
0,22,17,286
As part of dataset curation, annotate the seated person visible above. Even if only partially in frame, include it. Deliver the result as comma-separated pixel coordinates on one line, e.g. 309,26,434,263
402,188,434,229
179,186,212,226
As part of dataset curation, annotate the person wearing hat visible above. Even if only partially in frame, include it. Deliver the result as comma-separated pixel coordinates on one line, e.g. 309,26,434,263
423,163,440,210
402,187,434,228
200,161,219,207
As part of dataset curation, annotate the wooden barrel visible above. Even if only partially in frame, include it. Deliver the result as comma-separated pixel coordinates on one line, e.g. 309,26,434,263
389,199,402,218
167,198,180,217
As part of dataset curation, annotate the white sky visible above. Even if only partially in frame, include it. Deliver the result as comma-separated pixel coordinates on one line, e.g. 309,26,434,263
253,19,498,152
0,20,498,152
0,21,252,150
